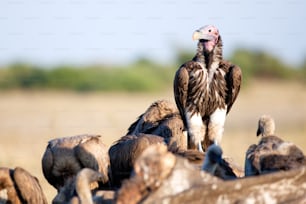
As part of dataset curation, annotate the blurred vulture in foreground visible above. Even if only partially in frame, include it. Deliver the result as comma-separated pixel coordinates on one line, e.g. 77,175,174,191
173,25,242,152
160,166,306,203
109,134,165,187
127,100,187,151
115,143,244,204
245,115,306,176
202,144,239,179
110,134,242,190
53,168,114,204
42,134,111,191
115,143,220,204
0,166,47,204
115,144,306,204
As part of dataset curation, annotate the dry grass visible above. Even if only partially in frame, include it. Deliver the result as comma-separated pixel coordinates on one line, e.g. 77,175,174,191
0,79,305,202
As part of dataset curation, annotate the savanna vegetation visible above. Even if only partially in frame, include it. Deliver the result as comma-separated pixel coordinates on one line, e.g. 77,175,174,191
0,48,305,92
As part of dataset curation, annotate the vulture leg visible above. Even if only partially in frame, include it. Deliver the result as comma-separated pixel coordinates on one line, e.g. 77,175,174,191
207,107,227,148
186,112,206,152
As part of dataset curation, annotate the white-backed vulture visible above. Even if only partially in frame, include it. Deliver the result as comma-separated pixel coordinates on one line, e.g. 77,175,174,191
245,115,306,176
108,134,165,187
41,134,111,191
174,25,242,152
0,166,47,204
127,100,187,151
53,168,114,204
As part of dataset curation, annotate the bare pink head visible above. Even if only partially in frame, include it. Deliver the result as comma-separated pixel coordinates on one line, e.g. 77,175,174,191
192,25,220,52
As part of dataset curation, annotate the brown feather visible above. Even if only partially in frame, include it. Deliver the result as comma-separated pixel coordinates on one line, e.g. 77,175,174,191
127,100,179,135
0,167,21,204
245,135,306,176
109,134,164,187
0,167,47,204
173,66,189,128
13,167,48,204
42,134,110,190
126,100,187,151
222,60,242,114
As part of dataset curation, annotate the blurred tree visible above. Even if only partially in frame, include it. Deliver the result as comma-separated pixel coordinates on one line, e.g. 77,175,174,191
0,48,303,92
229,49,297,83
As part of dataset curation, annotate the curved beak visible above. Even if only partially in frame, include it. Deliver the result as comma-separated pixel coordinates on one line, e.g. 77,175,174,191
256,126,262,137
192,30,215,41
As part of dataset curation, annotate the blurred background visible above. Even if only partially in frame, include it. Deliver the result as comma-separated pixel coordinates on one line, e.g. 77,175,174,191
0,0,306,202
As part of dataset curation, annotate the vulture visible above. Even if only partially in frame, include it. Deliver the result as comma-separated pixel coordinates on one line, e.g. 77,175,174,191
173,25,242,152
115,143,220,204
41,134,111,191
245,115,306,176
0,166,47,204
202,144,238,180
117,144,306,203
175,144,242,179
108,134,165,187
53,168,114,204
127,99,187,151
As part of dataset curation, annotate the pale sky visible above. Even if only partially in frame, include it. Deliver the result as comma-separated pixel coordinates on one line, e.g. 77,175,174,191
0,0,305,66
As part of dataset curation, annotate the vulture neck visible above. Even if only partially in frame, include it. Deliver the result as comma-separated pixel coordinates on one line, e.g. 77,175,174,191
194,38,223,70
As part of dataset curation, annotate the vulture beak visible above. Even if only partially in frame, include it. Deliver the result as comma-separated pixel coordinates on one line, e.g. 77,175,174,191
192,30,215,41
192,25,219,41
256,126,263,137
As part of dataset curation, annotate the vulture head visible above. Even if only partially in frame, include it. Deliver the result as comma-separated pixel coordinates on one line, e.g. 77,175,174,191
256,115,276,137
192,25,220,53
202,144,223,174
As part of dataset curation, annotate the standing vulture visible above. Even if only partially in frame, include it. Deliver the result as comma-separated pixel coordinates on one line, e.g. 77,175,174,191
174,25,242,152
245,115,306,176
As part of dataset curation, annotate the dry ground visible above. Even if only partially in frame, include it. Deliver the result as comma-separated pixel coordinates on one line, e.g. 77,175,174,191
0,80,305,202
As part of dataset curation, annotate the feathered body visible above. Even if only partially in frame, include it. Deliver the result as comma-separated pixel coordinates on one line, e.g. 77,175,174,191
41,134,110,190
109,134,165,187
174,25,241,151
127,100,187,151
0,167,47,204
245,115,306,176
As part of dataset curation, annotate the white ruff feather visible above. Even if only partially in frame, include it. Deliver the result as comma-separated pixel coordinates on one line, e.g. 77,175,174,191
208,61,219,82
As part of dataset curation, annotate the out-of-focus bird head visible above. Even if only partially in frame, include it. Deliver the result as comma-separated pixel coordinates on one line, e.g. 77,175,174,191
256,115,276,137
206,144,223,164
192,25,220,52
202,144,223,174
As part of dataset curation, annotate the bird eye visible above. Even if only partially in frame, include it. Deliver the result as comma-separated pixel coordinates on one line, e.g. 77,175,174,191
208,29,211,32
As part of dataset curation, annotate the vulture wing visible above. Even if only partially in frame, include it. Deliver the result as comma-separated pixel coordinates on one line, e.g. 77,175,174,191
223,61,242,114
173,65,189,128
0,167,20,204
13,167,47,204
244,144,259,176
41,143,57,188
75,135,110,184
